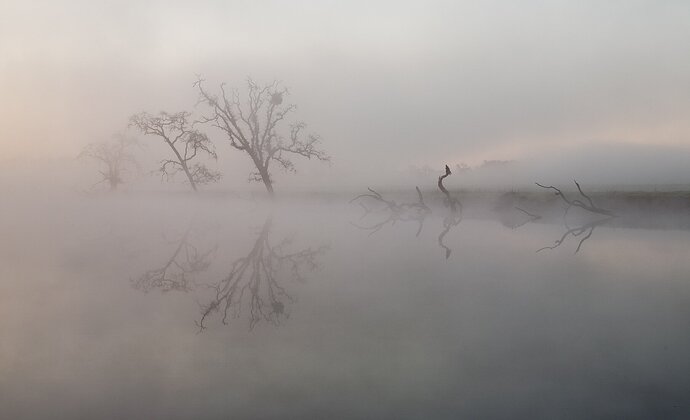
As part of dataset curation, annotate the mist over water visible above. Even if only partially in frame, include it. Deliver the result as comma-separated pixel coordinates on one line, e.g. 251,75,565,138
1,192,689,419
3,0,690,418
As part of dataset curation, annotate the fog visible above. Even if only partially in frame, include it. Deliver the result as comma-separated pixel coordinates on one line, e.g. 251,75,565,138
2,1,690,418
3,0,690,191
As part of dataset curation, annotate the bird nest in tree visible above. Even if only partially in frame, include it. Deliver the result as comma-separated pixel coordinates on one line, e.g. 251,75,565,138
270,92,283,105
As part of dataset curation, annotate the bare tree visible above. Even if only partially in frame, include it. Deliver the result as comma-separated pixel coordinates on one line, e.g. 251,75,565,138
197,217,328,330
78,133,139,191
195,76,329,196
129,111,220,192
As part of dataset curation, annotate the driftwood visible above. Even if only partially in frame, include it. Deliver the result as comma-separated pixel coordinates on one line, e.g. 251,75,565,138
535,181,615,217
350,187,431,236
437,165,462,259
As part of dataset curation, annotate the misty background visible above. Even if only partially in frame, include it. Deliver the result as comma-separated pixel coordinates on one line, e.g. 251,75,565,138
2,0,690,192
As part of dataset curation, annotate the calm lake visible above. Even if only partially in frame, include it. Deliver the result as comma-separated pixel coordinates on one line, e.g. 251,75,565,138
1,194,689,419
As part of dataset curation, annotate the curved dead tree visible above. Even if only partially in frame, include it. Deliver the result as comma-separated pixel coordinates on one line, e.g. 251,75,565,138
133,228,217,293
438,165,462,259
350,187,431,236
537,216,613,254
197,218,328,331
129,111,221,192
195,76,330,196
79,133,139,191
535,180,615,217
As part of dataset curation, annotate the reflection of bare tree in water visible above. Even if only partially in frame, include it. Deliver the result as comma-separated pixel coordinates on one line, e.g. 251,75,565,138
535,180,615,254
438,165,462,259
133,228,216,292
197,217,328,331
350,187,431,236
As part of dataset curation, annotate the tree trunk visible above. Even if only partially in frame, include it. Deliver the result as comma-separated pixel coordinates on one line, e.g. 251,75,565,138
250,154,274,197
182,163,198,192
260,168,274,197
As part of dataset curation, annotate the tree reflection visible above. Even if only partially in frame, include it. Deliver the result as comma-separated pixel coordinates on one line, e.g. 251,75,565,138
133,218,328,330
197,217,328,331
133,227,217,293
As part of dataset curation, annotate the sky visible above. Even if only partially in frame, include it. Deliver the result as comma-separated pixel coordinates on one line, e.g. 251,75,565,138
1,0,690,188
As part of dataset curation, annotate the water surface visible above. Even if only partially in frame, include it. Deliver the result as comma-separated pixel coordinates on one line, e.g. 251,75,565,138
1,195,689,419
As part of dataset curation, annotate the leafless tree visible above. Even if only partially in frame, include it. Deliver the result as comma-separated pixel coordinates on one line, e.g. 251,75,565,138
133,228,217,293
438,165,462,259
350,187,431,236
197,217,328,330
129,111,221,192
78,133,139,191
195,76,329,196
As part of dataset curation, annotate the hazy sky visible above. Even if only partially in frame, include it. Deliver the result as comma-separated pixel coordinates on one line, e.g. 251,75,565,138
2,0,690,186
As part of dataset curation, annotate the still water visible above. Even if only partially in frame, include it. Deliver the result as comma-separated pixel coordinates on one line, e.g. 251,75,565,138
1,195,689,419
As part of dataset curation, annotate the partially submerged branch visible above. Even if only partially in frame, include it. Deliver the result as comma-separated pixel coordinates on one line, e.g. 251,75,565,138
350,187,431,236
535,180,615,217
438,165,462,259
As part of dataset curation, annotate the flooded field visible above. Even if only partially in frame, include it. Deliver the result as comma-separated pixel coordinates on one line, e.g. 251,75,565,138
1,194,689,419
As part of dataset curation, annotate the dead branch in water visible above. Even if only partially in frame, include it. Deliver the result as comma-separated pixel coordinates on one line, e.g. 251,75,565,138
535,181,615,217
437,165,462,259
350,187,431,236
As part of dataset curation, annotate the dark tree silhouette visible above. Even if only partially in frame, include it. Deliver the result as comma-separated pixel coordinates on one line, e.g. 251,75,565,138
438,164,462,259
129,111,220,192
195,76,329,196
197,217,328,330
79,133,139,191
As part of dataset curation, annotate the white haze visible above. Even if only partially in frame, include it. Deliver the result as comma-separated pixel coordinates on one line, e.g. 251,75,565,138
2,0,690,191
